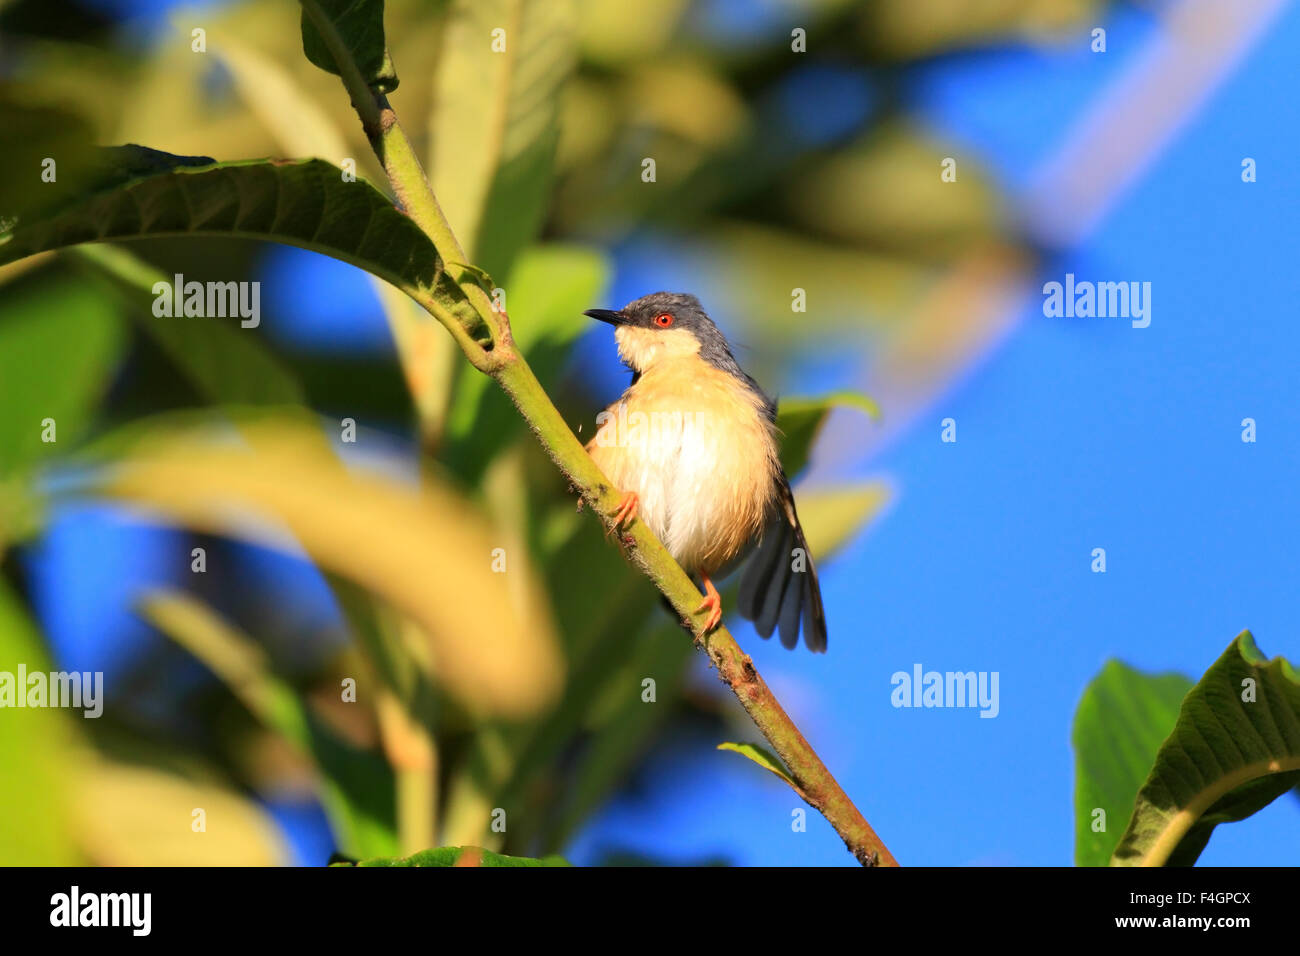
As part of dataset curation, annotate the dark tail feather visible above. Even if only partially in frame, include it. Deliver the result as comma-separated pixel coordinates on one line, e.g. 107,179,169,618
738,519,784,622
798,526,828,652
754,522,794,639
777,550,803,649
738,479,830,652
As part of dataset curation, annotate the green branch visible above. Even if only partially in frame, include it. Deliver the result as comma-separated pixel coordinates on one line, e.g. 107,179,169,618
303,0,897,867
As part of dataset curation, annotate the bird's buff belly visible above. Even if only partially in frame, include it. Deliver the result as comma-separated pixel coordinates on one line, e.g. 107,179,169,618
587,393,777,575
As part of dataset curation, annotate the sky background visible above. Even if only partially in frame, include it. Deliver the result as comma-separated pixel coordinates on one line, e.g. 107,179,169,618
30,0,1300,865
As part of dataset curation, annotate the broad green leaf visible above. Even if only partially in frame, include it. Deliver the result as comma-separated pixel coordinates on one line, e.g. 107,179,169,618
0,271,124,476
345,845,570,867
1072,661,1192,866
717,741,798,790
70,243,306,407
300,0,398,93
78,413,565,718
0,153,460,321
1110,632,1300,866
0,581,80,864
431,0,576,280
776,391,881,479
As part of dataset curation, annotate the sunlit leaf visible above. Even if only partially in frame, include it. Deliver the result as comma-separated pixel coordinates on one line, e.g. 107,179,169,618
718,741,798,790
776,391,881,478
79,414,565,717
1072,661,1192,866
431,0,577,280
75,757,290,866
1108,632,1300,866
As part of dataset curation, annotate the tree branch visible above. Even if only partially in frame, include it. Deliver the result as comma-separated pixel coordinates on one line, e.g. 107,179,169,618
303,0,898,867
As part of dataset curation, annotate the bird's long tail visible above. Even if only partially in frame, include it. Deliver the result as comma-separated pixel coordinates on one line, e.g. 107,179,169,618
737,480,827,652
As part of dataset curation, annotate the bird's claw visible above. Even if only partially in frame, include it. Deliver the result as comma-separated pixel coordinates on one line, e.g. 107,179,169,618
606,490,638,538
695,577,722,633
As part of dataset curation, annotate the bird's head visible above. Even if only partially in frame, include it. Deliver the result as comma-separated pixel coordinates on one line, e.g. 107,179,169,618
585,292,736,374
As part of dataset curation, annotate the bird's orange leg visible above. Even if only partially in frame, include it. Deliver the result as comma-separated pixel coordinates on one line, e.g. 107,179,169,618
695,575,722,632
607,490,638,537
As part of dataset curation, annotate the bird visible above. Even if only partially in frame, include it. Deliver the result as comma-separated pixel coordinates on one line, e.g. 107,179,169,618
583,292,828,652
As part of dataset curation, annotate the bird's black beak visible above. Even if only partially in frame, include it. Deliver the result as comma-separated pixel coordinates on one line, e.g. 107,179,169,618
583,308,626,326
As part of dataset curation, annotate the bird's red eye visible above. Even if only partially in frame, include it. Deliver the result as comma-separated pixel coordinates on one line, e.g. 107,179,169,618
654,313,674,328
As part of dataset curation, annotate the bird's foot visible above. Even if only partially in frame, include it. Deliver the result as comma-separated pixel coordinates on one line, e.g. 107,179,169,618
606,490,638,537
695,576,722,633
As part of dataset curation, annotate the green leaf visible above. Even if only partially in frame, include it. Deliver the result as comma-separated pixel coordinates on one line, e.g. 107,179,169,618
430,0,576,280
346,846,570,867
300,0,398,94
0,153,450,313
775,391,881,478
446,243,607,477
0,271,125,477
717,742,799,791
0,581,80,864
1072,661,1193,866
70,243,306,407
1109,632,1300,866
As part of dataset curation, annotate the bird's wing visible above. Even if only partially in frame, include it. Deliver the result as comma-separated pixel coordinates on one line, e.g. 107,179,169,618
737,473,828,653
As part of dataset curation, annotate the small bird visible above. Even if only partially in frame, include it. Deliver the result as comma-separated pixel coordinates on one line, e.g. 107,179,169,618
584,292,827,652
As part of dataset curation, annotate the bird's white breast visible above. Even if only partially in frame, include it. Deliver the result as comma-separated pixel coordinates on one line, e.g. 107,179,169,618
587,358,779,574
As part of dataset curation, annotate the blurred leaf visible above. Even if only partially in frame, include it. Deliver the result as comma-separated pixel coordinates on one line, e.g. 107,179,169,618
0,100,105,224
0,272,124,477
538,628,692,852
859,0,1102,61
784,124,1003,261
1109,632,1300,866
75,756,290,866
0,581,79,864
301,0,399,93
0,154,448,314
139,591,314,748
576,0,689,65
81,413,565,717
1072,660,1191,867
345,845,570,867
780,483,891,566
431,0,576,279
776,391,881,478
446,243,607,475
138,589,400,858
70,243,306,407
216,35,351,164
718,741,798,790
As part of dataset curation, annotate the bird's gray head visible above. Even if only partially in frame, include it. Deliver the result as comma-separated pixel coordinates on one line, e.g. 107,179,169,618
584,292,743,376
